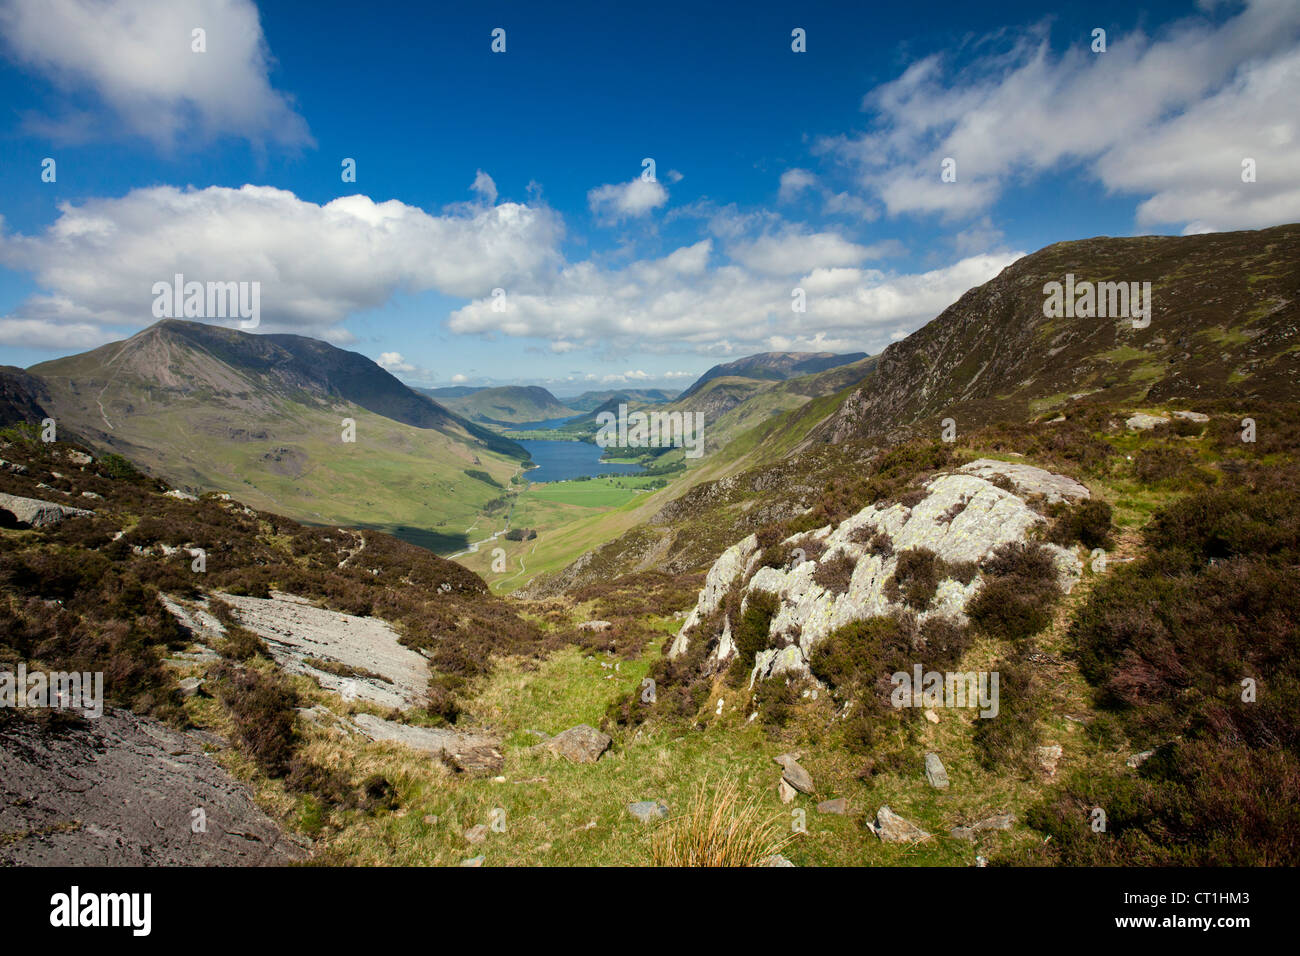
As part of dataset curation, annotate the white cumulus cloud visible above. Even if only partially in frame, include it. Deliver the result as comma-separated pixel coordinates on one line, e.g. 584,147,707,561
0,184,564,347
588,178,669,223
0,0,311,148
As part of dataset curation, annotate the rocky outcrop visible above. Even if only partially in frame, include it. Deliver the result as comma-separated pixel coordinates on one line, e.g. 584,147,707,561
164,591,431,710
957,459,1089,504
0,491,93,528
350,713,503,773
668,533,760,659
0,709,308,866
670,468,1083,683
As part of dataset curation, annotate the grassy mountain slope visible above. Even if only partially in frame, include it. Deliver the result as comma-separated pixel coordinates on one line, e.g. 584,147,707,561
818,223,1300,446
28,320,529,551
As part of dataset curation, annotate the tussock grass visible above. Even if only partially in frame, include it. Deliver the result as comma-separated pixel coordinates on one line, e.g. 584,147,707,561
650,777,792,867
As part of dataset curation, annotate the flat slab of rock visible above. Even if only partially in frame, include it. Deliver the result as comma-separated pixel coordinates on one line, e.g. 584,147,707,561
1126,412,1170,431
1171,410,1209,423
951,813,1014,841
0,709,308,866
531,724,611,763
868,805,931,843
774,753,815,794
758,854,795,867
351,713,503,773
168,591,430,711
0,491,93,528
924,752,950,790
816,797,848,815
958,459,1090,504
627,800,669,823
577,620,613,632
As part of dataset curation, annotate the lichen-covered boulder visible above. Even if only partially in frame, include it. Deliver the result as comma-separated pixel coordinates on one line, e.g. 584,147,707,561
671,467,1085,684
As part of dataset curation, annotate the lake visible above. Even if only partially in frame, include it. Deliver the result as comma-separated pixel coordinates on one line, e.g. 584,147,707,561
518,439,647,483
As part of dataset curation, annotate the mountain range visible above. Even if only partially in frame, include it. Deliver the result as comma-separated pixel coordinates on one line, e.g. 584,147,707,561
3,223,1298,871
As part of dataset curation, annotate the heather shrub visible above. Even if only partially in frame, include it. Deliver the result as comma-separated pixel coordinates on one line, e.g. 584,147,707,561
967,542,1061,643
1046,498,1114,550
211,663,299,776
812,550,856,595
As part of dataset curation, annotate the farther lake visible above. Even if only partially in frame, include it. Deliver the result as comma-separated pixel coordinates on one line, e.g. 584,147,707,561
518,440,647,483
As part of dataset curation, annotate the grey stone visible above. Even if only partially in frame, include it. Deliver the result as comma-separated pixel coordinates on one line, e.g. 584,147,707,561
1036,744,1063,776
627,800,669,823
868,805,931,843
958,459,1090,503
758,854,795,867
459,855,485,867
1126,750,1155,769
1126,412,1170,431
816,797,848,815
177,677,205,699
167,591,430,710
464,824,488,844
777,778,797,804
774,753,814,794
351,713,502,774
924,752,950,789
0,491,92,528
577,619,613,632
532,724,611,763
951,813,1014,841
1171,410,1209,423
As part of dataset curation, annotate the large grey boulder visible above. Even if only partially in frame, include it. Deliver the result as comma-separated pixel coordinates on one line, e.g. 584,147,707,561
0,491,92,527
531,724,611,763
1126,412,1169,431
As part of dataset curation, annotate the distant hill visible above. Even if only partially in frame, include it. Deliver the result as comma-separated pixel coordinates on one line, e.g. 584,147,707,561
422,385,485,399
677,351,868,400
26,320,529,550
562,389,676,413
420,385,575,425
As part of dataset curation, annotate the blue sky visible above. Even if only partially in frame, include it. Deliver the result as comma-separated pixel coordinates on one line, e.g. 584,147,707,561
0,0,1295,394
